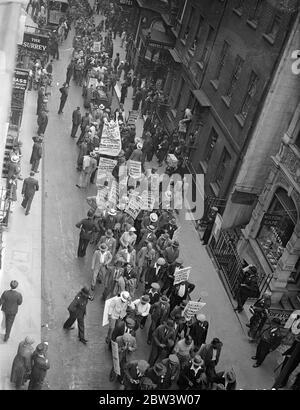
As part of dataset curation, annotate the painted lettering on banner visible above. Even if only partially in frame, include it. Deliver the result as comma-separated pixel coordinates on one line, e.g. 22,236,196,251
93,41,101,52
173,267,191,285
98,157,117,176
125,194,144,219
99,120,122,157
183,301,206,321
128,160,141,178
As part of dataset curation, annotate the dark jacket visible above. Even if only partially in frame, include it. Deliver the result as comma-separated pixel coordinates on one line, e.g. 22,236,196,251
68,291,89,318
22,177,39,197
72,109,82,125
189,320,209,347
150,301,170,324
0,289,23,314
30,354,50,383
30,142,43,162
111,319,137,341
59,86,68,101
199,342,223,367
76,218,95,240
152,324,175,348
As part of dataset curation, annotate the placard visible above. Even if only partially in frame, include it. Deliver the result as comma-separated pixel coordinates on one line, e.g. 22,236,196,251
98,157,117,175
173,267,191,285
128,160,141,178
13,69,29,91
88,77,98,88
99,120,122,157
93,41,101,52
96,185,109,209
125,194,144,220
108,179,118,208
183,301,206,321
111,341,121,376
102,296,119,327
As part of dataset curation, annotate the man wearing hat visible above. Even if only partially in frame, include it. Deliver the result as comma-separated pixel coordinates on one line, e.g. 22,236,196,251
77,112,91,146
147,295,170,344
21,171,39,216
98,229,117,258
177,355,207,390
138,225,157,250
148,319,176,366
169,278,195,312
129,142,143,162
123,359,150,390
189,313,209,348
10,336,35,389
145,362,167,390
234,264,259,313
104,209,117,231
163,240,180,270
111,316,137,343
251,318,284,368
160,354,181,389
144,257,166,291
119,227,137,249
146,282,161,306
30,136,43,173
174,335,194,368
131,295,150,329
28,342,50,390
71,106,82,138
0,280,23,342
37,109,48,136
202,206,218,245
91,242,112,292
63,287,91,344
165,218,178,240
109,259,126,297
199,338,223,381
136,242,156,284
106,291,131,344
75,209,96,257
156,231,172,256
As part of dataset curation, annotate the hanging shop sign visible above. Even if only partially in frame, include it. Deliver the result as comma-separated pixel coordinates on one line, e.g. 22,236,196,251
262,213,282,227
173,267,191,285
13,69,29,91
183,301,206,321
22,32,49,52
99,120,122,157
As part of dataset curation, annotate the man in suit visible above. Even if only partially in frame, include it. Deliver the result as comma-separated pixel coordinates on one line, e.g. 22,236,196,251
75,210,95,257
144,257,166,291
28,342,50,390
189,313,209,348
0,280,23,341
98,229,117,259
111,317,137,342
70,107,82,138
21,171,39,215
199,338,223,382
63,286,91,344
58,83,69,114
30,136,43,173
148,319,176,366
169,279,195,311
147,295,170,344
123,359,150,390
37,109,48,136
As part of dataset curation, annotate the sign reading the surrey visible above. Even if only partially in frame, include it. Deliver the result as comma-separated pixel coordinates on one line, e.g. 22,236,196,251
22,33,49,52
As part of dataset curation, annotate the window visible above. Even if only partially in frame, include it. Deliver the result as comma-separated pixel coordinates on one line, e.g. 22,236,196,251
183,6,195,42
214,41,230,81
174,77,184,109
224,55,244,104
248,0,263,25
198,25,214,67
215,148,231,187
239,71,258,121
233,0,245,15
266,14,281,41
189,15,204,53
204,128,218,162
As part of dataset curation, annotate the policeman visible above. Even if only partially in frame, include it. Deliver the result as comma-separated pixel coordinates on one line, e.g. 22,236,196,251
75,209,95,257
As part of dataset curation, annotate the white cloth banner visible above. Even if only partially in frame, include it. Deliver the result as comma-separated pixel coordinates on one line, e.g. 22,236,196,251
173,267,191,285
93,41,101,52
111,341,121,376
102,296,119,327
125,194,144,220
183,301,206,321
98,157,117,176
99,120,122,157
128,160,141,178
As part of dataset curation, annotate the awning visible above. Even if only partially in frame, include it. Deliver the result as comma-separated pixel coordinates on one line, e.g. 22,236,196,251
192,89,211,107
142,28,174,49
169,48,182,63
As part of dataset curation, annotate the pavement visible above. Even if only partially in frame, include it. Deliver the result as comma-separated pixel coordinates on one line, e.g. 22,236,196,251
0,11,281,390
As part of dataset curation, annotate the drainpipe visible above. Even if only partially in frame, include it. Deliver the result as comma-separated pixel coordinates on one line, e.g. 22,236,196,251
0,0,24,187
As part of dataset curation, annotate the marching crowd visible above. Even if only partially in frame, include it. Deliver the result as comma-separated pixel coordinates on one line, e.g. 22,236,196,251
1,0,299,392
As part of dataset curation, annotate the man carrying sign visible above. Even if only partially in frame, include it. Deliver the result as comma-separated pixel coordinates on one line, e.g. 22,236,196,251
169,279,195,311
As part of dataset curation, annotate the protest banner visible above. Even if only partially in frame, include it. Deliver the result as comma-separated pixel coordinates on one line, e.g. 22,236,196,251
141,190,156,211
102,296,118,327
128,160,141,178
97,157,117,178
96,186,109,209
99,120,122,157
125,194,144,219
88,77,98,88
108,179,118,208
111,341,121,376
93,41,101,52
183,301,206,321
173,266,191,285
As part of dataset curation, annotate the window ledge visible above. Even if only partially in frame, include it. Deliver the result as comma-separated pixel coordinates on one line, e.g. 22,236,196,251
221,95,231,107
210,79,219,90
234,113,245,127
262,33,275,45
232,8,242,17
210,182,220,196
196,61,204,70
199,160,208,174
246,19,258,30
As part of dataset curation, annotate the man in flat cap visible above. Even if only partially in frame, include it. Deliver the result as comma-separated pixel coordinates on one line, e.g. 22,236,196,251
0,280,23,342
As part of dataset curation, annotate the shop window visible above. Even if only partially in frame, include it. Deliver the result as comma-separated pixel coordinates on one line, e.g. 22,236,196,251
257,188,297,271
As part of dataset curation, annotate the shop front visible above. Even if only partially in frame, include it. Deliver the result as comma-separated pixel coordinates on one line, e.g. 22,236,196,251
238,148,300,309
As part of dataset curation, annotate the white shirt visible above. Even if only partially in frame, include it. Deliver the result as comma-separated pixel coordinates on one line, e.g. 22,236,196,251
133,299,150,317
212,348,217,361
178,284,186,298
